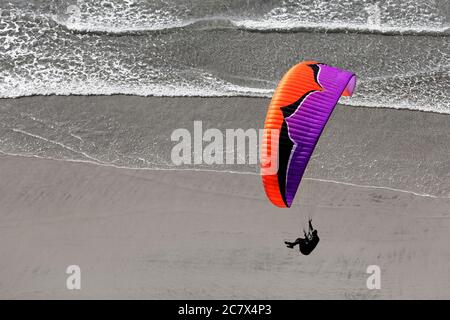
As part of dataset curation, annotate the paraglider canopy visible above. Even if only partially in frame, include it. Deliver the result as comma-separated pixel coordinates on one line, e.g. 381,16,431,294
261,61,356,208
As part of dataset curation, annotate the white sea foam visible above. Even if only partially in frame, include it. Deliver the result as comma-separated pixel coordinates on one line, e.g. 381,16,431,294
44,0,450,36
0,1,448,114
49,14,450,36
0,77,273,99
232,19,450,36
1,74,448,114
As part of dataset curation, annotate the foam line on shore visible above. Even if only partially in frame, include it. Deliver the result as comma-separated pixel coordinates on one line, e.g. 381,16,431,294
0,151,446,200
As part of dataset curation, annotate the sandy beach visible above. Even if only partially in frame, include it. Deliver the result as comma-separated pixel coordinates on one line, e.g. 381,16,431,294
0,149,449,299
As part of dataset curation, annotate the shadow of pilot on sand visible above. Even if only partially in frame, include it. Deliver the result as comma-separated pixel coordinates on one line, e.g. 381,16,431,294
284,219,320,255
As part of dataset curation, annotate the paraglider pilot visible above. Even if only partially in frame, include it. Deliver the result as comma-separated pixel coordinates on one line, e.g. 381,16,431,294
285,219,319,255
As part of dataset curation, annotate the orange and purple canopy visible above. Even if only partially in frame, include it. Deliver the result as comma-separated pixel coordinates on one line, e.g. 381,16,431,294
261,61,356,208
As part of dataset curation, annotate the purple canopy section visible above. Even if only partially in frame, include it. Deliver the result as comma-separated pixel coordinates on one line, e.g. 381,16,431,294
284,64,356,207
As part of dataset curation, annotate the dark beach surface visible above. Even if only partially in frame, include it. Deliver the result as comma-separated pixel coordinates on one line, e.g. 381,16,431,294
0,96,449,299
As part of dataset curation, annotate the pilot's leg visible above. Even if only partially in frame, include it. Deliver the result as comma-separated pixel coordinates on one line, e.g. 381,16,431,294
284,241,295,248
285,238,301,248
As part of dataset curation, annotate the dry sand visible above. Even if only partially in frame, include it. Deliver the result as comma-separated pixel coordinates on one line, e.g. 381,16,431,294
0,154,448,299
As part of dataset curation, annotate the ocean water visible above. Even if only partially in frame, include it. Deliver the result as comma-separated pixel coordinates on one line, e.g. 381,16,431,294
0,1,449,198
0,0,449,113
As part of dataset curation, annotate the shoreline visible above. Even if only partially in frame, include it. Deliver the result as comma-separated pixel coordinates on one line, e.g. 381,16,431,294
0,151,445,200
1,95,448,197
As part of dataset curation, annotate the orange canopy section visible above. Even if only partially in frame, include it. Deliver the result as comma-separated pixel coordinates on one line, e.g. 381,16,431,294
261,61,322,208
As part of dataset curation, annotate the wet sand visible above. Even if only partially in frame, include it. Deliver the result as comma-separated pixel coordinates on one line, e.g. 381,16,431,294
1,95,449,197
